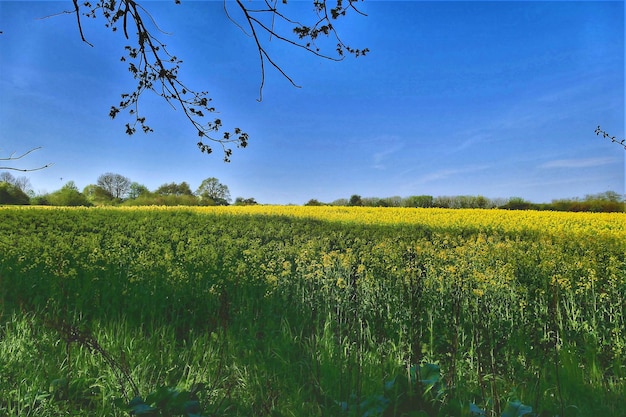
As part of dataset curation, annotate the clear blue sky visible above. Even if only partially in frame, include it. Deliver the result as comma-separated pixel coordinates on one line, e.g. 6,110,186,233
1,1,624,204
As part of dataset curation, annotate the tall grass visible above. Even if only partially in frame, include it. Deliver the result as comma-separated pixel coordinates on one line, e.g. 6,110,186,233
1,207,624,416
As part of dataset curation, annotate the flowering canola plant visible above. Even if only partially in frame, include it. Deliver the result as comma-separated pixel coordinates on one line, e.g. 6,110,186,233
1,205,625,414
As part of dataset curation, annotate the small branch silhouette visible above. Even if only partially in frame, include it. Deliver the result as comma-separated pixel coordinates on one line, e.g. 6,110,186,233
595,126,626,150
0,147,53,171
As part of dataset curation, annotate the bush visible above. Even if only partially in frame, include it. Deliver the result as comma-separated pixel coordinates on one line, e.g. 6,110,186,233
0,182,30,205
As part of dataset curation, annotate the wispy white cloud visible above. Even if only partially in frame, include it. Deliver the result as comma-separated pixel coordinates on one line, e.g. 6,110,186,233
540,157,619,169
413,165,490,184
371,137,404,170
448,133,495,153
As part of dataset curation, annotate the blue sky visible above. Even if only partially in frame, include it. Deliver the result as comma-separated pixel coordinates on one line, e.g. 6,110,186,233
1,1,624,204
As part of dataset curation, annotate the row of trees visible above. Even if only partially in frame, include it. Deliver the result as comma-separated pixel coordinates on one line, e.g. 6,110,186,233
0,171,258,207
85,173,237,206
1,171,623,212
307,191,625,212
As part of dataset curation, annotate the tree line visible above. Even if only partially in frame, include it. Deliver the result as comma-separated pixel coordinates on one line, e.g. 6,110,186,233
0,171,623,212
0,171,256,207
307,192,625,212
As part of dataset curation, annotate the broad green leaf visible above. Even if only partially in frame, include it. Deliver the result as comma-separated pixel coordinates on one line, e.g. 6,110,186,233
501,400,533,417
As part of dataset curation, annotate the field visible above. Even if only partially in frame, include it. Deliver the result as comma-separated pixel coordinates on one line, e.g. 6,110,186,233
1,206,625,416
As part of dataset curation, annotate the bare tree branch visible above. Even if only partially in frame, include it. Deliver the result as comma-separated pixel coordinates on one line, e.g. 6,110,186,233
230,0,369,102
0,147,54,171
72,0,94,46
235,0,303,101
595,126,626,150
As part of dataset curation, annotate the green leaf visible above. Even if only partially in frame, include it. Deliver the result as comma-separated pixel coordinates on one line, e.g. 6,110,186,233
501,400,533,417
418,363,441,386
469,403,486,416
129,403,158,415
418,363,443,397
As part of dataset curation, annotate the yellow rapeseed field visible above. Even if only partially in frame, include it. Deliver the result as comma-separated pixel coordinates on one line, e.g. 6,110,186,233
6,204,624,238
195,205,624,238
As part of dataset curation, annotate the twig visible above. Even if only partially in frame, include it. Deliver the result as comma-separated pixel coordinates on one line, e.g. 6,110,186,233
595,126,626,150
72,0,94,47
0,147,54,171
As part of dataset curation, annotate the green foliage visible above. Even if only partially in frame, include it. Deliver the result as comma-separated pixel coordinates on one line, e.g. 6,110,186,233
0,171,32,196
328,192,624,212
403,195,434,208
156,182,194,197
0,181,30,204
380,363,445,416
123,194,203,206
500,197,537,211
84,184,116,205
196,177,231,205
349,194,363,206
501,400,533,417
118,387,206,417
47,181,92,206
128,182,151,199
305,198,325,206
337,364,534,417
30,194,51,205
233,197,258,206
549,191,625,212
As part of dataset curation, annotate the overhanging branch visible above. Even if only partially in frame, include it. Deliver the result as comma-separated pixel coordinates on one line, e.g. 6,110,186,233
66,0,368,161
0,147,54,171
595,126,626,150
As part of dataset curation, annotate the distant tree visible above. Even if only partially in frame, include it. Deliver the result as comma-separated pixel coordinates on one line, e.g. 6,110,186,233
83,184,114,204
61,1,368,160
500,197,536,211
30,194,51,206
128,182,151,199
433,196,454,208
60,181,79,192
0,172,14,184
361,197,384,207
305,199,324,206
490,197,509,208
13,176,32,193
196,177,231,205
234,197,258,206
549,198,576,212
331,198,349,206
177,182,194,196
48,181,91,206
155,183,174,196
97,173,131,200
450,195,491,208
548,191,625,213
156,182,194,196
123,193,200,206
348,194,363,207
0,182,30,205
403,195,434,208
474,195,490,209
382,196,403,207
585,191,623,203
0,171,32,193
